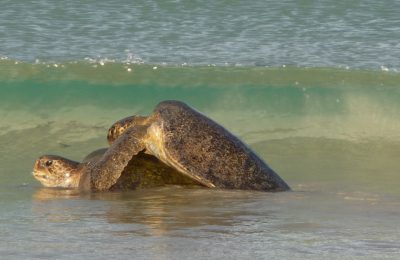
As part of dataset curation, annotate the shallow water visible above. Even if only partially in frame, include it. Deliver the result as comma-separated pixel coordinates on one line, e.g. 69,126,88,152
1,187,399,259
1,1,400,259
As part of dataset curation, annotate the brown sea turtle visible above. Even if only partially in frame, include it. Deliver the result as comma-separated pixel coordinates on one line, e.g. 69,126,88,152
33,148,200,190
33,100,290,192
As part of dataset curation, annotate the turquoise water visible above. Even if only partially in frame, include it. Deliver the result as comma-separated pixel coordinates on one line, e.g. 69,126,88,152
1,1,400,259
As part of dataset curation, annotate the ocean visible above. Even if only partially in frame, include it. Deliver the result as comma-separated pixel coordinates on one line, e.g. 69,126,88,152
1,1,399,259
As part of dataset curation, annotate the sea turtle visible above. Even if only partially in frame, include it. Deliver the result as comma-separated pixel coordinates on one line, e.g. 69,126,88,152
33,148,201,190
33,100,290,192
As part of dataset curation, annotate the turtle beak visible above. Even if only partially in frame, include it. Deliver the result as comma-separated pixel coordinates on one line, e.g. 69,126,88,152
32,159,46,179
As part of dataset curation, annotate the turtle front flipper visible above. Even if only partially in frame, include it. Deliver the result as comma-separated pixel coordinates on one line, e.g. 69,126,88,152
85,125,148,191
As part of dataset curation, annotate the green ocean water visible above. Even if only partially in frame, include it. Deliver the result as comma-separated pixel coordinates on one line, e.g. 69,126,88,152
1,0,400,258
2,63,400,189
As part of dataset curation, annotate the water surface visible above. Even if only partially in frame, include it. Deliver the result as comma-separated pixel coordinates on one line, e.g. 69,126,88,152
1,1,400,259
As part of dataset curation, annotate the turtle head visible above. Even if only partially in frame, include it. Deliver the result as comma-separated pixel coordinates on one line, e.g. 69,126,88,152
33,155,81,188
107,115,148,145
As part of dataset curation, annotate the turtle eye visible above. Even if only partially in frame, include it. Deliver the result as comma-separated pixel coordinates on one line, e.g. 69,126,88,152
45,160,53,167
